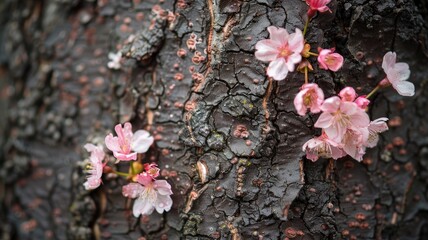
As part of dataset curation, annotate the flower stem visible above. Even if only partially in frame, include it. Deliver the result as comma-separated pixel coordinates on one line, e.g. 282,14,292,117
303,18,310,36
366,85,380,99
130,162,136,175
308,52,319,57
304,66,309,84
113,171,129,177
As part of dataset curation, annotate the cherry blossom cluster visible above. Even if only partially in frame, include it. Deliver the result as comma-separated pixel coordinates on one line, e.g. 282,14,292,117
82,122,173,217
255,0,415,162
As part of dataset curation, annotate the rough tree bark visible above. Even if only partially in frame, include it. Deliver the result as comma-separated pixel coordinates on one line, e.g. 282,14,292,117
1,0,428,239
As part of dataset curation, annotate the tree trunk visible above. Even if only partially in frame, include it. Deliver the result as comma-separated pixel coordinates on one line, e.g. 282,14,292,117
1,0,427,239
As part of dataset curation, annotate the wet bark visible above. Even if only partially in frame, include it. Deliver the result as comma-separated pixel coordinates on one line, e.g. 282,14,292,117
1,0,428,239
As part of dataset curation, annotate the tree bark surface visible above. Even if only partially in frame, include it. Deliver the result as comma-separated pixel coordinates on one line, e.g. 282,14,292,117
1,0,428,239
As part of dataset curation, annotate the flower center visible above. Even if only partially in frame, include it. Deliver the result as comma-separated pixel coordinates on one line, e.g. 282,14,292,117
120,142,130,153
325,56,335,66
303,90,315,106
334,110,351,128
278,46,292,58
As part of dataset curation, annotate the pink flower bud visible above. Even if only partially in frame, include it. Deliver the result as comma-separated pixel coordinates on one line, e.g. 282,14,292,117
354,96,370,109
317,48,344,72
339,87,357,102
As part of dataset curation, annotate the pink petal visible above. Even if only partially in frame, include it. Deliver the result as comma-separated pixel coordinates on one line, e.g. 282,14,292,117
324,124,344,142
122,183,144,198
267,26,289,46
123,122,134,141
267,58,288,80
314,112,333,128
84,143,97,152
255,39,280,62
136,172,154,186
382,52,396,73
326,53,344,71
105,134,121,152
113,151,137,161
154,180,173,195
320,96,341,113
133,197,154,217
349,109,370,128
369,118,389,133
294,89,309,116
84,177,102,190
288,29,304,53
155,194,173,214
286,53,302,70
131,130,154,153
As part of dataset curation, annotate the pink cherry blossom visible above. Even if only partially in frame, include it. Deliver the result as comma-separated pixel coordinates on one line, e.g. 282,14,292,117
339,87,357,102
354,96,370,109
317,48,344,72
306,0,331,18
341,127,369,161
122,173,173,217
302,133,345,161
144,163,160,179
294,83,324,116
314,96,370,142
83,143,105,190
255,26,304,80
105,122,154,161
365,118,388,148
382,52,414,96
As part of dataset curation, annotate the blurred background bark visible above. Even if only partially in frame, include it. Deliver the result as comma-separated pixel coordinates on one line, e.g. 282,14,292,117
0,0,427,239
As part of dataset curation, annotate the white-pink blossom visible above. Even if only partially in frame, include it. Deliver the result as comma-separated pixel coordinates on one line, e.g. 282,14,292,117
122,173,173,217
293,83,324,116
105,122,154,161
365,117,388,148
302,133,345,161
108,51,122,70
382,52,414,96
317,48,344,72
314,96,370,142
306,0,331,18
255,26,304,80
83,143,105,190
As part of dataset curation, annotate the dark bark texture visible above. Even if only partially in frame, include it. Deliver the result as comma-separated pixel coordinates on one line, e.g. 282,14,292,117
1,0,428,239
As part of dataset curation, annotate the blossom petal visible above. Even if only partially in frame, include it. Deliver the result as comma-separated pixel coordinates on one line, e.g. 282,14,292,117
122,183,144,199
154,180,173,195
133,197,154,217
131,130,154,153
255,40,280,62
105,134,122,152
287,53,302,70
320,96,341,112
267,58,288,80
314,112,333,128
155,194,173,214
267,26,289,46
382,51,396,73
394,80,415,96
288,29,304,53
113,151,137,161
349,110,370,128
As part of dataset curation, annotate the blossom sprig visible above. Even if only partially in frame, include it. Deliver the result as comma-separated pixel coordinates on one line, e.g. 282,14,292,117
81,122,173,218
122,166,173,217
298,86,388,161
